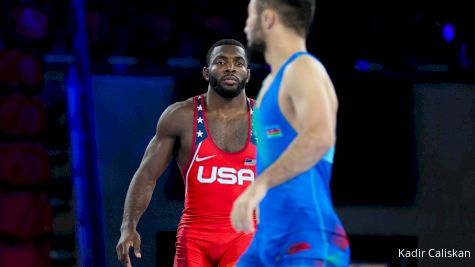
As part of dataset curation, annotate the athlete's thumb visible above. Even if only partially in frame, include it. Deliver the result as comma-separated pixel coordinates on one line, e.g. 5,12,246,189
133,237,141,258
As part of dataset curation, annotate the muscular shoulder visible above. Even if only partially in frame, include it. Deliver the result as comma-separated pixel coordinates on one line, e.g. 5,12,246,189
164,97,194,119
281,55,332,92
157,97,194,136
286,55,328,80
281,54,338,111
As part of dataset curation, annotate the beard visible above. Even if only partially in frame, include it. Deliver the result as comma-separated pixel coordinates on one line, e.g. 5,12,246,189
246,22,267,62
209,75,247,99
246,41,266,64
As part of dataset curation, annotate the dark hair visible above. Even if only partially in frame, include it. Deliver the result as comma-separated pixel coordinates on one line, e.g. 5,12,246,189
256,0,316,37
206,39,247,66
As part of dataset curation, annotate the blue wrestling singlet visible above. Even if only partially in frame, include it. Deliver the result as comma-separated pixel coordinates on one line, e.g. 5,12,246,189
237,52,350,267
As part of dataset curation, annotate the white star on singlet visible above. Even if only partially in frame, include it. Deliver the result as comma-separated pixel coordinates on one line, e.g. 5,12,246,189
197,130,204,137
198,105,203,111
250,108,253,115
197,117,203,123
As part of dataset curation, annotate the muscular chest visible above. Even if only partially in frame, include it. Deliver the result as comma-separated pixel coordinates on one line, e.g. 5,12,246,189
206,113,249,152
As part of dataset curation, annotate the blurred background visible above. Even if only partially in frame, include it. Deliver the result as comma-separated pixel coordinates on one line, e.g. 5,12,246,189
0,0,474,266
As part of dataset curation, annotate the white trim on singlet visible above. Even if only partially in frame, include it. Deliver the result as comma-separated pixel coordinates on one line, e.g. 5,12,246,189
184,141,203,197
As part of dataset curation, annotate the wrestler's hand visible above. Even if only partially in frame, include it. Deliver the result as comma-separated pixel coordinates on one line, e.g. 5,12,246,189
116,228,141,267
231,180,268,233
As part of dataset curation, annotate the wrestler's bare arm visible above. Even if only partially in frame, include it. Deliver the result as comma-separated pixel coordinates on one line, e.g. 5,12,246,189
257,57,337,188
116,101,188,266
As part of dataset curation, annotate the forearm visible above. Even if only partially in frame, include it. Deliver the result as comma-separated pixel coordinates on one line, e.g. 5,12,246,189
257,130,334,189
120,172,157,231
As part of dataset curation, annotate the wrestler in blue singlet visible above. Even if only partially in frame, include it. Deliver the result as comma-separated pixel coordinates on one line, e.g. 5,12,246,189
238,52,350,267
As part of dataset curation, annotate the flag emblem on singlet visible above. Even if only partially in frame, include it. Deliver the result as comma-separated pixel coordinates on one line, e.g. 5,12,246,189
244,158,256,166
266,125,283,138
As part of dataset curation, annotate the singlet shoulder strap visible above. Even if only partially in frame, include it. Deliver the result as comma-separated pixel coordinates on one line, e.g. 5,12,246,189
247,97,255,110
247,97,258,145
274,51,309,79
194,94,208,147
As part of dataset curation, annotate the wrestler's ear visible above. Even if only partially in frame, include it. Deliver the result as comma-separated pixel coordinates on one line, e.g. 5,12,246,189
202,66,209,81
262,8,276,30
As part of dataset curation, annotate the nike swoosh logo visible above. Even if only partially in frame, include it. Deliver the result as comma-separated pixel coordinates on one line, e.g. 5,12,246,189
195,155,216,162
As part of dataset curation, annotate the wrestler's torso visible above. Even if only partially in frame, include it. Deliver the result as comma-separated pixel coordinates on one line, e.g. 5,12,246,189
175,94,257,231
254,52,346,235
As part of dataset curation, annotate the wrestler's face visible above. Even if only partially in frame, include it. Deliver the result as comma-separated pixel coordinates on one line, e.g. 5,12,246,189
245,0,266,54
204,45,250,99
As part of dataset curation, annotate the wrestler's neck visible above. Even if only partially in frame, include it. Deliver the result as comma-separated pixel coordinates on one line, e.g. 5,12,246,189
205,89,247,114
264,26,307,75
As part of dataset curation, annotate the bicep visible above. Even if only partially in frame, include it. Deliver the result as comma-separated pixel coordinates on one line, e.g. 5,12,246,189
138,106,180,180
139,135,174,178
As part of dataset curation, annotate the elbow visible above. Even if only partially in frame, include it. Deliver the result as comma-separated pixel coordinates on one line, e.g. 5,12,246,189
307,128,335,152
300,123,336,156
320,132,335,152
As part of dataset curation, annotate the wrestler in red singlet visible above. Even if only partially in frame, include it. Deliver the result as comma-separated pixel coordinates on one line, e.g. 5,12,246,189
175,94,256,267
116,39,256,267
